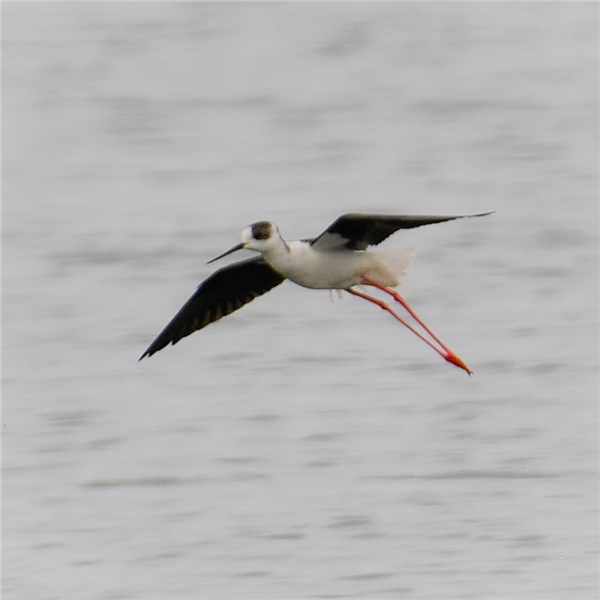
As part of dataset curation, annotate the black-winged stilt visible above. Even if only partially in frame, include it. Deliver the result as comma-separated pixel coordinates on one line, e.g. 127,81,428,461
140,212,493,373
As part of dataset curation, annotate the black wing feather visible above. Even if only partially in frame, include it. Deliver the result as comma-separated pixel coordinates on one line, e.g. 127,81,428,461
140,256,285,359
311,212,494,250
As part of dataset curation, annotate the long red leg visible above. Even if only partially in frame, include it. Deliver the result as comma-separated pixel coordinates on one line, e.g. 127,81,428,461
362,275,461,356
351,278,472,375
346,288,450,358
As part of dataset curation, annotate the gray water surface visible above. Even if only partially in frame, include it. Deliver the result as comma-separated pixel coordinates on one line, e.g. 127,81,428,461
3,4,598,599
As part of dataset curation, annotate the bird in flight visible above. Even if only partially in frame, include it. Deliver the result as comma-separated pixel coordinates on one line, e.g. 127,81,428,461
140,212,493,374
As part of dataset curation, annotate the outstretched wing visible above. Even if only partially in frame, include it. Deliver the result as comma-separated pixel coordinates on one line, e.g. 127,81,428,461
311,212,494,251
140,256,285,359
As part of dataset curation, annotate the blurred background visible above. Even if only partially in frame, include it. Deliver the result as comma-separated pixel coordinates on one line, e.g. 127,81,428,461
3,4,598,599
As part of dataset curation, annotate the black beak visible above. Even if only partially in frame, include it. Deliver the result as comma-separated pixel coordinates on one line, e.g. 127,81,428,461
206,242,245,264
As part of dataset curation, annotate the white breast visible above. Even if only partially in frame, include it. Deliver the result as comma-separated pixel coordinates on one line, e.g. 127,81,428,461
263,241,367,289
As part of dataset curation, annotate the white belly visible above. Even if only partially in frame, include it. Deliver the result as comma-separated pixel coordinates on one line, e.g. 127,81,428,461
264,242,371,289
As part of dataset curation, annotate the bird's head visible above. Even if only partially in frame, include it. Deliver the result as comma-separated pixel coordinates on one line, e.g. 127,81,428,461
207,221,283,264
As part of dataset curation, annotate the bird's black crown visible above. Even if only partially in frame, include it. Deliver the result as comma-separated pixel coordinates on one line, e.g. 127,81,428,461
251,221,272,240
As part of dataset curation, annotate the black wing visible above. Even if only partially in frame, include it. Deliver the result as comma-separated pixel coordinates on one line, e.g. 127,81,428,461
139,256,285,360
311,212,494,251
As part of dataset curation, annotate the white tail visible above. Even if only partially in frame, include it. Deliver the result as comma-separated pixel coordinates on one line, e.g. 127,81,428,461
373,247,415,287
